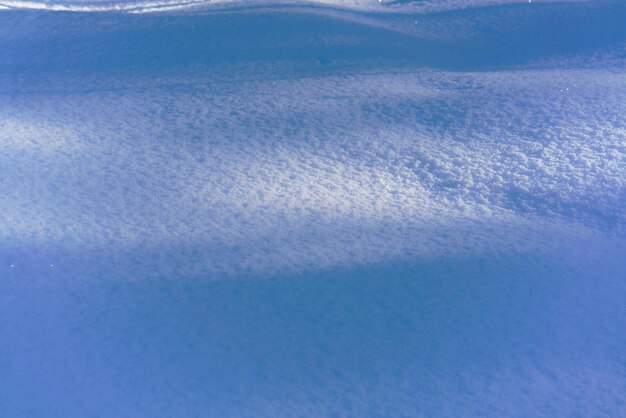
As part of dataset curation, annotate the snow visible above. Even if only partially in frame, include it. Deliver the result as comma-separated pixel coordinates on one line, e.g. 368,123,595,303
1,1,625,416
0,0,591,13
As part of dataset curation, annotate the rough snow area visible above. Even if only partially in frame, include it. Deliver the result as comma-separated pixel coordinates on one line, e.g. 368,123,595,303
1,1,625,417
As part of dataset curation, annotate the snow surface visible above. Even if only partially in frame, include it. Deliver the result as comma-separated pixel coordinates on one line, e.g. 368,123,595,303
0,0,591,13
1,1,626,417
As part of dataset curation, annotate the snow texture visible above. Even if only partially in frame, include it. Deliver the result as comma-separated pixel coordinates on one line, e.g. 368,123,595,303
1,1,625,417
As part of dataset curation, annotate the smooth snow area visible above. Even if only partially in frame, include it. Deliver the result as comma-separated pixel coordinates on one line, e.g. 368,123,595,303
1,1,626,417
0,0,591,13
